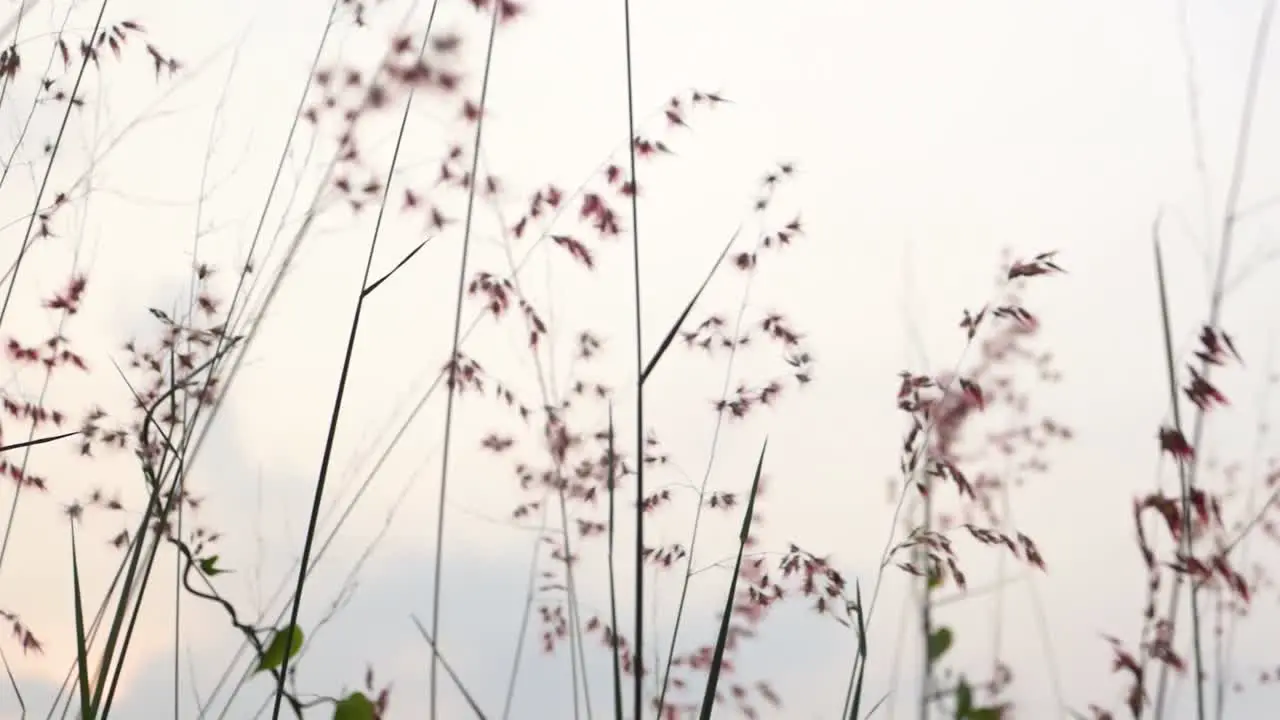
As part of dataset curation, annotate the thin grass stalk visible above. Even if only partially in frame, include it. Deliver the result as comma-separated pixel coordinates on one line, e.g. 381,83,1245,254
98,352,237,718
654,228,756,715
486,181,594,720
1149,230,1204,720
157,347,183,720
918,478,933,720
840,262,1061,720
606,407,624,720
99,457,185,718
556,487,587,720
161,523,305,717
1146,222,1203,717
989,461,1069,715
164,0,340,492
499,501,552,720
91,356,222,718
99,466,192,717
845,431,928,720
117,19,344,705
265,46,418,715
1,645,25,717
83,315,190,711
173,42,245,716
0,0,109,581
0,0,107,335
1151,6,1273,715
619,0,646,716
265,236,373,719
209,104,691,705
1215,336,1276,720
411,616,489,719
0,0,32,195
172,474,183,720
845,582,868,720
152,15,352,720
429,3,500,717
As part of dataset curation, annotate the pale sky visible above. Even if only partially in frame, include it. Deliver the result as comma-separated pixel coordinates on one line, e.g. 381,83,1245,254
0,0,1279,719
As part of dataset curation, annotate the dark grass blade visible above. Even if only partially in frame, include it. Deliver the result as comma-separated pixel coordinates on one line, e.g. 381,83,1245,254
270,177,381,720
97,347,242,719
846,581,868,720
605,406,623,720
640,232,737,386
97,354,233,719
620,2,646,716
362,238,432,298
0,430,79,453
410,615,488,720
44,528,137,720
697,440,767,720
91,457,175,719
70,524,94,720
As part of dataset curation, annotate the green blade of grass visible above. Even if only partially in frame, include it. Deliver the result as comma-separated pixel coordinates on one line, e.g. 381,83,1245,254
70,523,94,720
697,440,767,720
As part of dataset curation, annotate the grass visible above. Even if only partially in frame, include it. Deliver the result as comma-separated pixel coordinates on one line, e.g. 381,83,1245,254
0,0,1276,719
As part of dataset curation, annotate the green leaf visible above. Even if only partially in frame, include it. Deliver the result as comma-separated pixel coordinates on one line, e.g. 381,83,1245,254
333,692,377,720
965,708,1003,720
256,624,304,673
927,626,953,664
953,677,973,718
198,555,229,576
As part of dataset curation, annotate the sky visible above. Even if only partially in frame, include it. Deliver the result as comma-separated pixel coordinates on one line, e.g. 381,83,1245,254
0,0,1279,718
